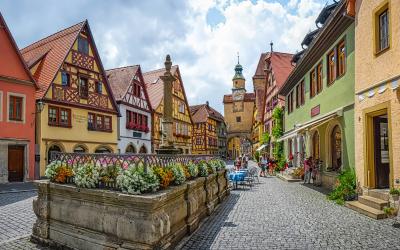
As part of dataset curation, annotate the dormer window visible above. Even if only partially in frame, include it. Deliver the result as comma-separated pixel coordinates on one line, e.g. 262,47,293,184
78,36,89,55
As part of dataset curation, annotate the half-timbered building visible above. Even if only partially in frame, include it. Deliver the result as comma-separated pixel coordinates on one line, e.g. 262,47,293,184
0,12,38,183
190,102,225,155
21,20,119,176
106,65,152,154
143,66,193,154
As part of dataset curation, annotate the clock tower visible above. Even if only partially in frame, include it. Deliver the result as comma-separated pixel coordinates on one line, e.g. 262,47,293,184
223,56,255,160
232,58,246,101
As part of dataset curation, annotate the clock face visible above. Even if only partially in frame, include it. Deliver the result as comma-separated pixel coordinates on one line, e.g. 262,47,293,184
233,89,245,101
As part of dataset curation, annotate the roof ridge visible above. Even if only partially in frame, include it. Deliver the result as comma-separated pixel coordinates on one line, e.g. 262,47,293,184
143,64,178,75
21,20,85,53
106,65,139,72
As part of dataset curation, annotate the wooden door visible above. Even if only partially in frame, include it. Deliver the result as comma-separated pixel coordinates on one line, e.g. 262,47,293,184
8,145,24,182
374,117,390,188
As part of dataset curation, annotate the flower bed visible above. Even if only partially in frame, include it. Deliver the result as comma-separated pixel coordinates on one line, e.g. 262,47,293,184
32,153,229,249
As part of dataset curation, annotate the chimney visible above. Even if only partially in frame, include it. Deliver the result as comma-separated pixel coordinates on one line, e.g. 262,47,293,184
206,101,209,107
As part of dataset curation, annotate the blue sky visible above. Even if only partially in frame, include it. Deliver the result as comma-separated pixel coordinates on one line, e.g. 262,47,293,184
0,0,330,113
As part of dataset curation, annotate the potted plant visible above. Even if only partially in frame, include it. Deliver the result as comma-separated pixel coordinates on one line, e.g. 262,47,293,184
384,206,398,219
390,188,400,201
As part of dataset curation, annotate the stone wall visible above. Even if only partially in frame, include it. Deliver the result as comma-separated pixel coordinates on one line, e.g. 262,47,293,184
31,170,229,250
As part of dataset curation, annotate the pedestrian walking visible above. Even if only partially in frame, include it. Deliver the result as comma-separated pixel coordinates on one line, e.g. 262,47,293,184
304,156,313,184
260,155,267,177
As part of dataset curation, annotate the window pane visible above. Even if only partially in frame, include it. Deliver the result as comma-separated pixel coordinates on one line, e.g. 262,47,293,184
104,117,111,130
80,78,88,98
60,109,69,125
96,115,103,129
88,113,94,128
61,72,69,87
48,107,57,124
78,36,89,54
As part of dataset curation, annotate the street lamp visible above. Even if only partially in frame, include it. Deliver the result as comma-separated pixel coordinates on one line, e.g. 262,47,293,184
35,100,45,113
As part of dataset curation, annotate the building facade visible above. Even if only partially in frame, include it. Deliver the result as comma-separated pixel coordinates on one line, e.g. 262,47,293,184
190,102,225,155
144,66,193,154
217,120,227,158
21,21,119,176
279,1,355,189
251,53,268,154
0,13,38,183
223,61,255,159
106,65,152,154
261,51,293,156
354,0,400,190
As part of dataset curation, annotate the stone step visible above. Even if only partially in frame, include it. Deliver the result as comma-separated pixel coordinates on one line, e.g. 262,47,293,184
345,201,387,220
358,195,389,210
367,190,390,201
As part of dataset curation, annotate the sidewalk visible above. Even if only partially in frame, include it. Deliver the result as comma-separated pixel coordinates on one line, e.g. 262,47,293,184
0,182,37,194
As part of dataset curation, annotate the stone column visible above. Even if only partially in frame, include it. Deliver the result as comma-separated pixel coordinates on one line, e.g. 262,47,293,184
156,55,180,154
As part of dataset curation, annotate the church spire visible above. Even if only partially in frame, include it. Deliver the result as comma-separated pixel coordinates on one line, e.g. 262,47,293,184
233,53,245,81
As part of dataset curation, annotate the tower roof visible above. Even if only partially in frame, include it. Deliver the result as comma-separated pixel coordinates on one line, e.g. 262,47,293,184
232,63,245,81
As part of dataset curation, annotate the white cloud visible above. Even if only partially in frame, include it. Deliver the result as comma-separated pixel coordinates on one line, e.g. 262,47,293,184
177,0,323,112
1,0,326,113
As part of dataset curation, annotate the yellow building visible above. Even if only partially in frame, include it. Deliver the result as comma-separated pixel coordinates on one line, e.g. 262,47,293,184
21,21,119,176
223,60,255,159
354,0,400,189
190,102,225,155
144,66,193,154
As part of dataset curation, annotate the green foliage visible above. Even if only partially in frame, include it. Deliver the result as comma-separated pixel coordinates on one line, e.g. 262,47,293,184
389,188,400,195
328,168,356,205
271,107,283,138
167,163,186,185
260,132,270,145
74,162,101,188
254,151,260,163
116,165,159,194
198,162,209,177
271,107,285,165
187,162,199,178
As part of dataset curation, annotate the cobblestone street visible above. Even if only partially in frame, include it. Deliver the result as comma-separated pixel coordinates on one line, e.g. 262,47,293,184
179,177,400,250
2,177,400,249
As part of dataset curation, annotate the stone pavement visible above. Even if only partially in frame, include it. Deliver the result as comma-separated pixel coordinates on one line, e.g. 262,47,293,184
178,176,400,249
0,182,36,194
2,170,400,249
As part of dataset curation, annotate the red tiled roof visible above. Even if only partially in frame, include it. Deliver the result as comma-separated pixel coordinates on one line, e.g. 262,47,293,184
106,65,139,100
190,103,224,123
0,12,37,87
20,21,85,99
143,65,178,110
268,52,294,89
223,93,255,103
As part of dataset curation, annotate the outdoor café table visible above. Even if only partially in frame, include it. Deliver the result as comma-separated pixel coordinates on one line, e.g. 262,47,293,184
229,171,247,189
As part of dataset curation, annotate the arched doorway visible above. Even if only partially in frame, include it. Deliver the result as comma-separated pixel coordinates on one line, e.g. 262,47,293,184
95,146,112,154
330,125,342,171
73,145,87,153
139,145,147,154
312,131,320,160
47,144,62,164
125,145,136,154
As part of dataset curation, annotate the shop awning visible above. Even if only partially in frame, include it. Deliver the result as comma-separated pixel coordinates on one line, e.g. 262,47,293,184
277,104,352,142
256,144,267,151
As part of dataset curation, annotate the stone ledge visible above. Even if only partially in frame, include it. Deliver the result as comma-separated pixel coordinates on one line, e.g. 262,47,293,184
276,173,302,182
31,170,229,250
